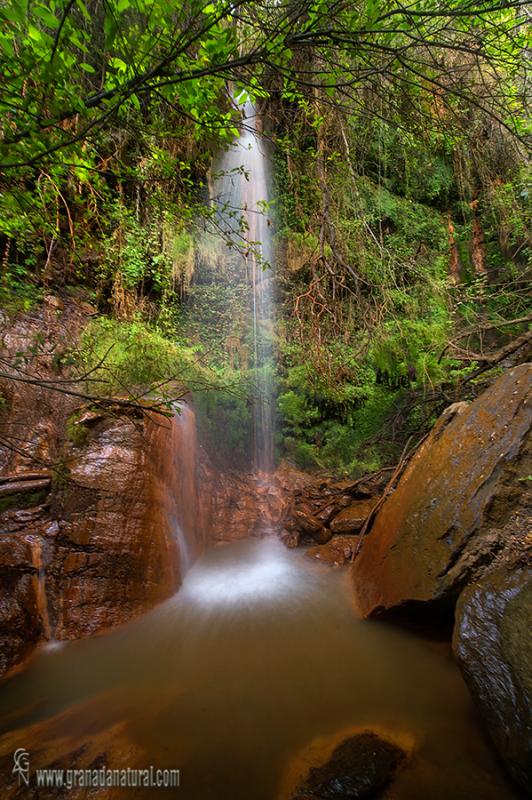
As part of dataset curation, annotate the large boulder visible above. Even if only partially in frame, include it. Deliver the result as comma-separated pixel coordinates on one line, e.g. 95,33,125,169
0,302,209,675
351,364,531,618
453,567,532,793
47,411,187,639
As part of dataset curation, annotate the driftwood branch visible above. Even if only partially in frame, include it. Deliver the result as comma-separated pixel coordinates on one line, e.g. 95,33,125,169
458,329,532,385
0,369,176,416
352,433,433,561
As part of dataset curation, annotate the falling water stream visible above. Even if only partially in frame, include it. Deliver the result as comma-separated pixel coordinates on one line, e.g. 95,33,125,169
0,105,523,800
214,99,275,474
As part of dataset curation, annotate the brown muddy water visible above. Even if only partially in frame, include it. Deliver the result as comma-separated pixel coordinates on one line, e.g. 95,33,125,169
0,537,523,799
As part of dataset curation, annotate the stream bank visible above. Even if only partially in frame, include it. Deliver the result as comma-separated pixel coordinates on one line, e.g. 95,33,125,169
0,299,530,798
0,538,525,800
0,299,289,677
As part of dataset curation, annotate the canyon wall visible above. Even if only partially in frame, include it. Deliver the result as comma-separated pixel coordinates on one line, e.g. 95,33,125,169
0,299,207,677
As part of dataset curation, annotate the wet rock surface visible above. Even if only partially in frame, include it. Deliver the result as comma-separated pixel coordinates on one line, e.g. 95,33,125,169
0,535,42,676
0,301,205,676
351,365,531,618
0,405,194,672
48,410,187,639
453,566,532,794
306,535,360,566
283,472,386,549
205,468,289,541
329,499,378,535
290,732,406,799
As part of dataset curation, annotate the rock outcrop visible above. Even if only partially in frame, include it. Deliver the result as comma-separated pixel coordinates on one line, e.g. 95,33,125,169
453,567,532,795
0,531,44,677
306,535,361,566
329,498,378,535
282,473,386,548
0,404,205,674
0,300,208,676
206,469,288,541
47,409,198,639
351,364,531,618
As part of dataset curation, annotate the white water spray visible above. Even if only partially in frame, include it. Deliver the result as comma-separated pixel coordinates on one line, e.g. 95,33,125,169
214,99,275,474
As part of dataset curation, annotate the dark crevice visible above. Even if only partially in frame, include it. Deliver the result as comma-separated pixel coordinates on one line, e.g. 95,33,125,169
371,594,457,640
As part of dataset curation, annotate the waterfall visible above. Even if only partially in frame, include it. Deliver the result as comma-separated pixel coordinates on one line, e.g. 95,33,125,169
149,403,207,581
214,99,275,475
28,535,53,641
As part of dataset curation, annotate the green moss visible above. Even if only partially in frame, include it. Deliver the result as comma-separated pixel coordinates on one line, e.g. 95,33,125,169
0,489,48,514
66,411,89,447
79,316,210,401
0,282,44,315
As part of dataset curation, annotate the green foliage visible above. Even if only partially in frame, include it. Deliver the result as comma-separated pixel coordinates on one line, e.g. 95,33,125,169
278,389,320,434
193,385,252,469
79,316,205,400
279,358,403,474
370,314,450,389
0,0,528,481
274,84,529,475
0,280,43,314
0,0,241,171
0,488,48,514
98,202,195,305
66,411,89,448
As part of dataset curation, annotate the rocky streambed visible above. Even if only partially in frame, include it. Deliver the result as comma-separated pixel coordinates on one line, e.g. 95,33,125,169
286,363,531,796
0,299,530,798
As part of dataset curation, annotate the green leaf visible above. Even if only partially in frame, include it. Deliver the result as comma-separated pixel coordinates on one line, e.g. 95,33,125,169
33,5,59,28
108,56,127,73
77,0,91,22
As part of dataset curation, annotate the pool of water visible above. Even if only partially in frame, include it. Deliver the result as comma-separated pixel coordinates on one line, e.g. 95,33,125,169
0,538,521,799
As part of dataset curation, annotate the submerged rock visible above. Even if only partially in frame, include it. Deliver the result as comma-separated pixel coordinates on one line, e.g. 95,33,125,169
351,364,531,618
453,567,532,794
290,732,406,799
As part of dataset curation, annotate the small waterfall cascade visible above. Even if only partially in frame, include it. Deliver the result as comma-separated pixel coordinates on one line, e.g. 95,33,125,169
150,403,207,581
27,535,53,641
214,99,275,475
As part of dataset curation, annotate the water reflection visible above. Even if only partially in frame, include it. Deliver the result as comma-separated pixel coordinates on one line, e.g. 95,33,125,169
0,539,521,800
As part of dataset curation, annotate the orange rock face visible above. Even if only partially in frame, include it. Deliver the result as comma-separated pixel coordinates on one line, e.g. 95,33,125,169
48,410,198,639
306,535,360,566
329,498,378,534
351,364,531,618
205,466,295,541
0,302,209,675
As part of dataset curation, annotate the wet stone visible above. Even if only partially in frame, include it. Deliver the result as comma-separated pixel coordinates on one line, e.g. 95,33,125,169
291,732,406,799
